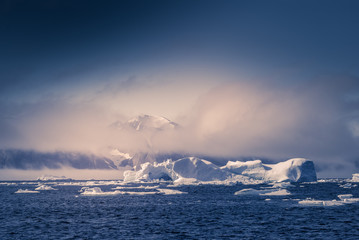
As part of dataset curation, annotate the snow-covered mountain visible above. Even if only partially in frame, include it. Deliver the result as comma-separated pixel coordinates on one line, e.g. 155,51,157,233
108,115,180,168
112,114,178,132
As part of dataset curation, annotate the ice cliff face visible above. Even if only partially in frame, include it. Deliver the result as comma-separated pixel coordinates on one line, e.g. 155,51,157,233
222,158,317,182
124,157,317,183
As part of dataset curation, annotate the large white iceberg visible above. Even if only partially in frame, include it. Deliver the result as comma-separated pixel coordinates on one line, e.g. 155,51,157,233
123,157,317,183
222,158,316,182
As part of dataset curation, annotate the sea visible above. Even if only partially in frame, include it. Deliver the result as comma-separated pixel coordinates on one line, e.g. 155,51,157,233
1,179,359,239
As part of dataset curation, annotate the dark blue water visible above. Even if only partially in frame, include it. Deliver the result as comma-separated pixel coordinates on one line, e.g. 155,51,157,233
1,180,359,239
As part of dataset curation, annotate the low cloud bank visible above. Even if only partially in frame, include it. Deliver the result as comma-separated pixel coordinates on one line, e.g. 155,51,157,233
0,76,359,177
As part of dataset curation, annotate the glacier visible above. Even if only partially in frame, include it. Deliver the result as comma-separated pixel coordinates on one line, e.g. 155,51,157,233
123,157,317,184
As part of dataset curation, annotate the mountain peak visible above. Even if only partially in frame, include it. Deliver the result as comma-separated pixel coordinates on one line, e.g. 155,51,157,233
126,114,178,131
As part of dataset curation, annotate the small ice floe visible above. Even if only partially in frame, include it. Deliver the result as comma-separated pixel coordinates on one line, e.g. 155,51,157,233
0,182,17,186
338,194,353,200
79,187,158,196
79,187,122,196
121,191,159,195
157,189,187,195
261,189,291,196
317,179,342,183
35,184,57,191
112,185,159,190
298,194,359,206
15,189,40,194
268,182,295,188
339,183,357,188
234,188,291,196
37,175,72,181
337,194,359,203
298,198,344,207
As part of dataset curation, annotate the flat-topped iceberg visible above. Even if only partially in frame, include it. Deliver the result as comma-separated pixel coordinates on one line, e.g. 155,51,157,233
222,158,316,182
37,175,72,181
123,157,317,183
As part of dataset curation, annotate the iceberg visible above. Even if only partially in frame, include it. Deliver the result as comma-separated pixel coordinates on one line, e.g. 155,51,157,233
124,157,317,183
35,184,57,190
37,175,72,181
352,173,359,182
222,158,317,182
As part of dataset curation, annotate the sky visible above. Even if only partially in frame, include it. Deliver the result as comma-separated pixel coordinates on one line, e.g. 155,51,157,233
1,0,359,177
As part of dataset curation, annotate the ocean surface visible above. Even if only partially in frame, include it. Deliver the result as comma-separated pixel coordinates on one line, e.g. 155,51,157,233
1,179,359,239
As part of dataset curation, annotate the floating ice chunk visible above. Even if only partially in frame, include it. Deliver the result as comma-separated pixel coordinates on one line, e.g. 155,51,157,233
112,185,160,190
235,188,291,196
0,182,17,186
35,185,57,190
15,189,39,193
338,194,353,200
80,187,121,196
79,187,162,196
298,199,344,206
157,188,187,195
268,182,295,188
121,191,159,195
339,183,357,188
337,194,359,203
234,188,262,195
37,175,72,181
342,198,359,203
260,189,291,196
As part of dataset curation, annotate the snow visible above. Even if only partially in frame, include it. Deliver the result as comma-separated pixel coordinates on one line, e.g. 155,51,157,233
35,184,57,190
124,157,317,184
15,189,40,193
127,115,177,131
37,175,72,181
